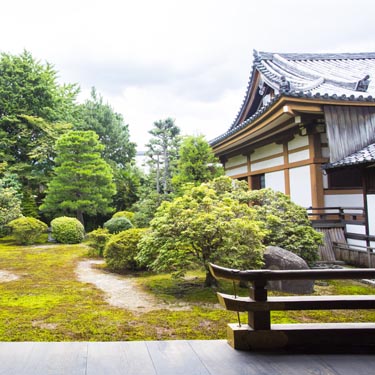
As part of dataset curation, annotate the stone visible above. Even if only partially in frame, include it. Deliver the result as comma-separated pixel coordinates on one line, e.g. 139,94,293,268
263,246,314,294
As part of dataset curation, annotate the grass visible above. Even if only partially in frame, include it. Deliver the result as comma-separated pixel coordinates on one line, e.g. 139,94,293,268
0,237,374,341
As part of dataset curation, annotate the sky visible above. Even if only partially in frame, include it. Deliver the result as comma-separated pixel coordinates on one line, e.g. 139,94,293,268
1,0,375,150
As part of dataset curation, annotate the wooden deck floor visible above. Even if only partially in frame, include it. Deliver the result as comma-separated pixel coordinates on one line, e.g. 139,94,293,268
0,340,375,374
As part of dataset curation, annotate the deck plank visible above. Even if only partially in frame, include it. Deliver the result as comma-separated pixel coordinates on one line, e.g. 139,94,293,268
0,341,375,375
189,340,277,375
146,340,210,375
0,342,87,375
318,354,375,375
87,341,156,375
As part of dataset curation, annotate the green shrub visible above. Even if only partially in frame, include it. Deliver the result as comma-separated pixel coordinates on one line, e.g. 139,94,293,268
112,210,134,222
7,216,48,245
0,187,22,237
86,228,111,257
104,228,148,272
51,217,85,244
246,188,323,264
103,216,133,234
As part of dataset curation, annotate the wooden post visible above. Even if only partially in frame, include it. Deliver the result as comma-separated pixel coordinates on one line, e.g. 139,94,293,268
248,280,270,330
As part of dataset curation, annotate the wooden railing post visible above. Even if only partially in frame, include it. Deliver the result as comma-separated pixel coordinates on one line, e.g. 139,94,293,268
248,279,270,330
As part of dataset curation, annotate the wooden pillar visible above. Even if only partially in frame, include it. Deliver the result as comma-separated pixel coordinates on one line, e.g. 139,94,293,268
248,280,270,330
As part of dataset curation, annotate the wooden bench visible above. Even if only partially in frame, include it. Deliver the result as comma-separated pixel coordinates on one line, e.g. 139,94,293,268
209,263,375,350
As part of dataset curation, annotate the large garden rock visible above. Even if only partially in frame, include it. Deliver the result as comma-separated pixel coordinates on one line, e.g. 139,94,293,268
263,246,314,294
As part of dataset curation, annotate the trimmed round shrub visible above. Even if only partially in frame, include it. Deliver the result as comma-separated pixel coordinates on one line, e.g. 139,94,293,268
86,228,112,257
103,216,133,234
112,210,134,222
7,216,48,245
104,228,148,272
51,217,85,244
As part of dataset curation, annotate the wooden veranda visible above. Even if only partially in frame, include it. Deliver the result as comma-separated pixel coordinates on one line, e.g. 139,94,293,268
1,340,375,374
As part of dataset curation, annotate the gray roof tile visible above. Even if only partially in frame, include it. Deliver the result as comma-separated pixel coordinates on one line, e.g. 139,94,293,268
323,143,375,169
211,51,375,146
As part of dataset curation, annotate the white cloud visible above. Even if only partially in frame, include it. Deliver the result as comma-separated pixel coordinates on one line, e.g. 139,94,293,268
1,0,375,150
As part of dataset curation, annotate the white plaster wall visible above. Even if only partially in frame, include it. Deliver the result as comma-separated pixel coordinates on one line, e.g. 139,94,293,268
225,155,247,169
288,149,310,163
288,134,309,150
251,156,284,172
367,194,375,236
347,238,367,248
289,165,312,208
251,143,283,161
345,224,366,235
265,170,285,193
225,165,248,177
324,194,364,208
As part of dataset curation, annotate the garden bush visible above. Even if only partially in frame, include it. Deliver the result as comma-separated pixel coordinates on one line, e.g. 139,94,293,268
104,228,148,272
7,216,48,245
86,228,111,257
51,217,85,244
112,210,134,222
103,216,133,234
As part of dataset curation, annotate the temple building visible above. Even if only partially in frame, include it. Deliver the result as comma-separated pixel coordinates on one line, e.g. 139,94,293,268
211,51,375,252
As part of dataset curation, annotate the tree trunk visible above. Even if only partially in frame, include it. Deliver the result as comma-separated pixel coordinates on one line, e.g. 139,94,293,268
204,270,218,287
76,210,85,228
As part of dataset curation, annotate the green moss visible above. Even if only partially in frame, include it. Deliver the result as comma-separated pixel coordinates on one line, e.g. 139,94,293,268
0,237,374,341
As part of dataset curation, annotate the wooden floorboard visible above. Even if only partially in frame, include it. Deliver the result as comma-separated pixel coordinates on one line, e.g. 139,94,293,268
0,340,375,374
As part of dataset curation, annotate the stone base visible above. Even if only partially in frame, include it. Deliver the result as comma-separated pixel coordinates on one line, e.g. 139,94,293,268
227,323,375,351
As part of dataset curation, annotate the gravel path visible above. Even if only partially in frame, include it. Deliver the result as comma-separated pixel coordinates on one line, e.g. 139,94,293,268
0,270,19,282
75,260,189,313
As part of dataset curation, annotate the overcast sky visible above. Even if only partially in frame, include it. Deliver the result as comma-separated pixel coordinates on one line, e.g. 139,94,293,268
1,0,375,150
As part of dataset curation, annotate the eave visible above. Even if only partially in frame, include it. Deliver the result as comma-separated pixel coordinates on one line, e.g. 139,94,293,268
212,95,375,157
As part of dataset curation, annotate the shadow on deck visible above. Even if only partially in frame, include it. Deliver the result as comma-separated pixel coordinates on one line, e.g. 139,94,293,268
1,340,375,374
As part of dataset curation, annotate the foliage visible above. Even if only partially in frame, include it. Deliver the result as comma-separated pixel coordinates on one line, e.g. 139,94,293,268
103,216,133,234
40,130,116,226
145,118,181,194
7,216,47,245
0,51,79,195
246,188,323,264
112,210,135,221
104,228,148,272
0,115,72,192
199,178,322,264
21,189,38,218
112,164,144,211
0,50,79,122
76,88,136,167
0,186,22,237
173,135,223,191
137,183,266,285
50,216,85,244
132,191,169,228
86,228,112,257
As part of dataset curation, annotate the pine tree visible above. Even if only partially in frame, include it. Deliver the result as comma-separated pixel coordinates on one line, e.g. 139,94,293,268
40,131,116,227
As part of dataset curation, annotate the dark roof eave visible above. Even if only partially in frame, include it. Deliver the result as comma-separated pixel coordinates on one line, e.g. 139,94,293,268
210,92,375,147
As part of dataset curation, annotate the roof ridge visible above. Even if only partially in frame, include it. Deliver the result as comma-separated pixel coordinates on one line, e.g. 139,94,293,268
258,51,375,61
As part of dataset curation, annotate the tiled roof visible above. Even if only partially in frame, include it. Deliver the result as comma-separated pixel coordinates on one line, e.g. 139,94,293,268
323,143,375,169
211,51,375,146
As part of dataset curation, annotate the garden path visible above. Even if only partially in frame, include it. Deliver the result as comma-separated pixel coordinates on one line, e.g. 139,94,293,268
75,260,189,313
0,270,19,282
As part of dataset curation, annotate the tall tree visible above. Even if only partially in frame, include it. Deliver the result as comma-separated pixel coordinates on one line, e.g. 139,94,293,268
146,118,180,194
76,88,136,167
172,135,223,191
40,131,116,227
0,51,79,202
0,50,79,122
